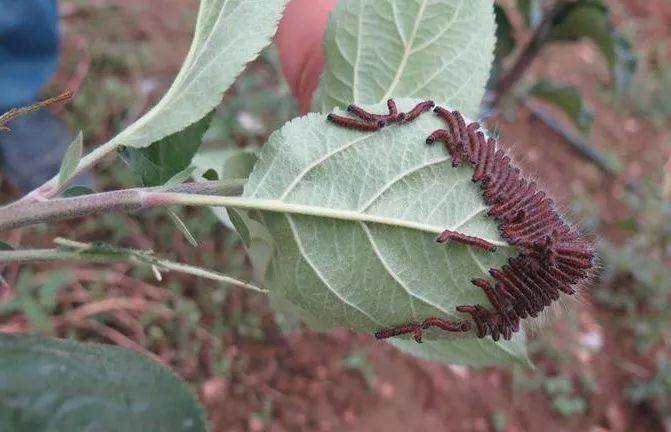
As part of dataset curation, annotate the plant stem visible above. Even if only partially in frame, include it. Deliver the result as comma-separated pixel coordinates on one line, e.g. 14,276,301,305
0,243,268,294
0,180,245,231
491,1,570,108
14,139,124,204
524,101,641,193
524,101,617,175
0,188,510,248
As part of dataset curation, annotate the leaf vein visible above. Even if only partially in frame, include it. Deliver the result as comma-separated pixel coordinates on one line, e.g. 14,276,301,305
286,215,385,326
358,156,450,212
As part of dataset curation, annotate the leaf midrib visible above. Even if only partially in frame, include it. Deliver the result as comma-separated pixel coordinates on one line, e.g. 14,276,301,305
183,194,508,247
380,0,429,102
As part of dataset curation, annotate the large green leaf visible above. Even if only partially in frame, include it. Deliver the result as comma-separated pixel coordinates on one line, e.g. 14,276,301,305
0,334,206,432
109,0,287,149
315,0,496,119
242,99,528,366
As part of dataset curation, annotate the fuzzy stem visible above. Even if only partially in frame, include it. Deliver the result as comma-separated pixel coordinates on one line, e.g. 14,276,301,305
0,180,245,232
11,140,134,205
1,187,510,248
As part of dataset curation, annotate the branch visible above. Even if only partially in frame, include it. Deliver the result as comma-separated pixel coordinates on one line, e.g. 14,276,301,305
14,139,132,205
491,1,572,108
525,102,617,175
0,238,268,294
525,102,642,193
0,179,245,232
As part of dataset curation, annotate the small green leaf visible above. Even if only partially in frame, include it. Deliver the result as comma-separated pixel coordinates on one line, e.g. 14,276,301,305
192,148,258,182
62,185,95,197
221,152,258,180
121,112,213,186
168,210,199,247
529,80,594,135
0,333,207,432
548,0,636,92
57,131,83,188
228,208,275,282
494,4,516,61
316,0,496,119
165,166,197,187
122,118,202,245
228,208,253,246
0,241,13,251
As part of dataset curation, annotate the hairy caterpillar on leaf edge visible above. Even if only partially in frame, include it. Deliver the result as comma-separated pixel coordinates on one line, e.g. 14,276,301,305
327,100,595,342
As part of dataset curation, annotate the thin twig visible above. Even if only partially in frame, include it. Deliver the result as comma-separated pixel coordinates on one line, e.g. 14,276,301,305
490,0,577,108
63,297,172,322
525,101,642,193
0,240,268,294
0,90,73,131
488,0,644,192
1,188,512,249
82,320,163,363
524,101,618,175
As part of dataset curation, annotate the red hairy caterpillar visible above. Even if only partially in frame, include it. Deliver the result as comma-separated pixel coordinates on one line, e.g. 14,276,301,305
436,229,497,252
399,100,435,124
326,114,385,131
374,322,424,343
347,98,402,123
327,99,435,131
375,316,471,343
326,100,595,343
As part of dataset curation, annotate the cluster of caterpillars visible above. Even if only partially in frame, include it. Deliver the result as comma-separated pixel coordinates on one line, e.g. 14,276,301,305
327,99,595,342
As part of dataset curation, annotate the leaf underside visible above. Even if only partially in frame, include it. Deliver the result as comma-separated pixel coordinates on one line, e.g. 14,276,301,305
315,0,496,119
110,0,287,149
242,99,529,366
390,332,531,368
